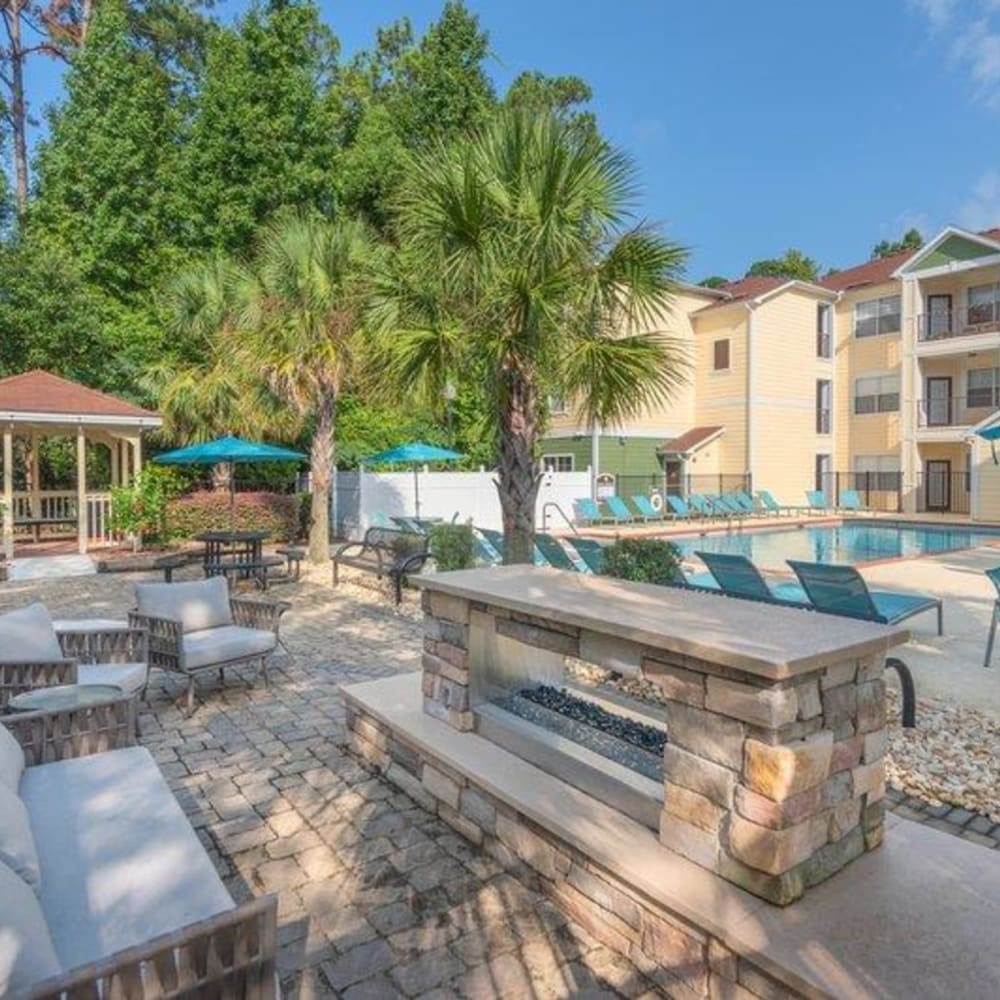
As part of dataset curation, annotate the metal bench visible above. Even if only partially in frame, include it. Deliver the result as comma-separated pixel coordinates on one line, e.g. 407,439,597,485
331,528,430,604
205,555,285,591
276,546,306,581
153,553,189,582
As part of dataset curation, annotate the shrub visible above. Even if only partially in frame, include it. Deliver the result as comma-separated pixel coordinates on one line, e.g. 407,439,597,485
109,467,185,550
601,537,682,586
429,522,476,572
165,491,300,542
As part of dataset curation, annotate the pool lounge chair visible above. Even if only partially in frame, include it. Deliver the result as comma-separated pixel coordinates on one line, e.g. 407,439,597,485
534,533,579,571
631,495,666,521
734,491,764,516
787,560,943,635
473,531,501,565
838,489,866,513
756,490,801,516
392,515,425,533
567,536,606,573
696,551,808,606
708,494,744,517
573,497,609,526
478,527,549,567
604,495,638,524
688,495,720,519
666,495,693,519
804,490,829,513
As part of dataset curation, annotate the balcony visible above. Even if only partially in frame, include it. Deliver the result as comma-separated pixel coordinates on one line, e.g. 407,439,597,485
917,303,1000,343
915,393,999,430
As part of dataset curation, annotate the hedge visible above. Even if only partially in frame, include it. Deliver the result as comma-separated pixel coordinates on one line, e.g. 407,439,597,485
166,491,301,542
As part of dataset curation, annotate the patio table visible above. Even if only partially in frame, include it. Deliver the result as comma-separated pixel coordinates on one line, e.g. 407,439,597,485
195,530,269,569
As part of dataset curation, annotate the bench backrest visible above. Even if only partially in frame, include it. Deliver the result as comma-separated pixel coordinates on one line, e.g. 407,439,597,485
361,527,429,560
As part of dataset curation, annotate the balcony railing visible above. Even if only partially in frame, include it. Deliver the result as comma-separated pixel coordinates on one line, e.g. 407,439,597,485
916,392,1000,428
917,303,1000,342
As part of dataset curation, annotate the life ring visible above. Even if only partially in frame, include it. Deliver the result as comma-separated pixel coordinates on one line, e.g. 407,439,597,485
649,493,664,512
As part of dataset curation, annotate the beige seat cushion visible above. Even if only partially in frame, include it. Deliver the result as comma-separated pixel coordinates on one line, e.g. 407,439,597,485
134,577,233,634
77,662,148,695
0,603,62,661
19,746,233,972
0,783,41,891
0,860,61,993
181,625,276,670
0,723,24,793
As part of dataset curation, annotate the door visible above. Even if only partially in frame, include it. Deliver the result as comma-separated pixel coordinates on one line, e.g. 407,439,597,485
926,294,952,339
663,459,682,494
925,460,951,512
926,376,953,427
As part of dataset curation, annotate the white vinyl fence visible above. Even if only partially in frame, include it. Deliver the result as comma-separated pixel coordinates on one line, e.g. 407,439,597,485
333,467,591,540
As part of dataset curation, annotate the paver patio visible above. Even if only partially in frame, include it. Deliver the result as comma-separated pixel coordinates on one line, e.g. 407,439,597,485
2,558,997,997
0,566,668,999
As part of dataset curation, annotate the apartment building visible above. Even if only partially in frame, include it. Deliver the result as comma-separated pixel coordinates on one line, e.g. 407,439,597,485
541,224,1000,519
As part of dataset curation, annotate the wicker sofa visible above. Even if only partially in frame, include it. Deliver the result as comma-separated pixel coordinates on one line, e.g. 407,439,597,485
129,577,290,711
0,696,277,997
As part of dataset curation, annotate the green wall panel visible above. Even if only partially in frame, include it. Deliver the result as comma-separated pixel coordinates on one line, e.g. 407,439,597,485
539,435,663,477
910,235,996,272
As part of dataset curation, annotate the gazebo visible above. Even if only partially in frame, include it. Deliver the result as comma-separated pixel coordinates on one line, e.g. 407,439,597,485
0,370,162,557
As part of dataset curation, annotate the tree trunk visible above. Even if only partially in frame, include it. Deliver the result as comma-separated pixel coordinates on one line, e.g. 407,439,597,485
496,372,540,564
6,4,29,219
308,393,335,564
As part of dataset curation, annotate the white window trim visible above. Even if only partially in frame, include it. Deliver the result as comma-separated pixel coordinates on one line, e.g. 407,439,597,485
853,294,902,339
852,371,900,416
542,453,574,472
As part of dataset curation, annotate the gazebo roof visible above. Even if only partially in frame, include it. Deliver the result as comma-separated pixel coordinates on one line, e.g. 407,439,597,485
0,370,161,428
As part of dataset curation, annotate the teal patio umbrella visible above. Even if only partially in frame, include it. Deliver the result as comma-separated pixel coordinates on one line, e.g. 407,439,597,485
363,441,463,519
154,435,306,529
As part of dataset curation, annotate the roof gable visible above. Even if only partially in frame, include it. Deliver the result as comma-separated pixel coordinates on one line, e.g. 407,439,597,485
895,227,1000,276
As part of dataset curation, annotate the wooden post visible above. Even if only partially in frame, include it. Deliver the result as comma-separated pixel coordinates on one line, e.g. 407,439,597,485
77,426,87,554
110,437,120,487
28,431,41,544
132,436,142,479
2,426,13,560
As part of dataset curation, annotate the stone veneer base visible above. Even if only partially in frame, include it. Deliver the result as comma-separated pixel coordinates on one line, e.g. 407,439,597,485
345,672,1000,1000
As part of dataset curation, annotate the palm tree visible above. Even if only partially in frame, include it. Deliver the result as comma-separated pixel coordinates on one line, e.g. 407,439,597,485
377,109,690,564
236,213,375,563
157,216,375,563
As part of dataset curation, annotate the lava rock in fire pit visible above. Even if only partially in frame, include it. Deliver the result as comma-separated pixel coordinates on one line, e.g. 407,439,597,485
520,685,667,756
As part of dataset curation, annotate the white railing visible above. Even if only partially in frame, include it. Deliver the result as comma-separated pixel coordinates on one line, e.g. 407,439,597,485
9,490,117,543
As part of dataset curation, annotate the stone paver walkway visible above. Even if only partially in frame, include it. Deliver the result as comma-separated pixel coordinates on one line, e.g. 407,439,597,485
0,567,666,999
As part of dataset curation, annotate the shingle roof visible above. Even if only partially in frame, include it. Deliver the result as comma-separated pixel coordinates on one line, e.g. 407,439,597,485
0,370,159,420
659,425,723,455
715,276,785,302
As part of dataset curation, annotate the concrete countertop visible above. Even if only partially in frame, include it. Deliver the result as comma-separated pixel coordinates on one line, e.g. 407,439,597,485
416,567,908,681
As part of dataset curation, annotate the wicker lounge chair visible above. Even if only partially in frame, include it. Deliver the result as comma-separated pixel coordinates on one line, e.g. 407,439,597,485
787,560,943,634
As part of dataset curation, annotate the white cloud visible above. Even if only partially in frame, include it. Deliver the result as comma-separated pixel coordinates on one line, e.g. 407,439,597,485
952,18,1000,106
959,170,1000,229
910,0,959,28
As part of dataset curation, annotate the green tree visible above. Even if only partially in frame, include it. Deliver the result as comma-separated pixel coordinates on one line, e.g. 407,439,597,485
871,227,923,259
745,248,819,282
698,275,728,289
377,109,689,564
181,0,339,254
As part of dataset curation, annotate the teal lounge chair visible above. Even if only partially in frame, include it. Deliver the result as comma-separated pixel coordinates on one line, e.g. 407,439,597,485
534,533,578,571
573,497,607,525
710,495,743,516
757,490,795,516
984,567,1000,667
472,532,501,565
727,493,756,515
392,516,425,533
666,495,692,519
805,490,829,512
787,560,943,634
631,495,665,521
567,536,606,573
838,489,866,513
734,491,762,516
688,495,716,518
604,495,637,523
696,551,808,606
475,527,504,562
479,527,549,567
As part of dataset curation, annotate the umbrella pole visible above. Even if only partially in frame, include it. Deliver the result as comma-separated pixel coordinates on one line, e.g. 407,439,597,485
229,462,236,534
413,464,420,520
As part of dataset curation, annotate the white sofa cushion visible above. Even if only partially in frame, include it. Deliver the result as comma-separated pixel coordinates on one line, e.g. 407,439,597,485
0,603,62,661
0,784,41,891
181,625,276,670
77,662,148,696
19,746,234,972
0,723,24,793
0,860,61,993
134,577,233,634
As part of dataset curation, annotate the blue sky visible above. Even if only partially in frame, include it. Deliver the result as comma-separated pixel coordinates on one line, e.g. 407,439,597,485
21,0,1000,279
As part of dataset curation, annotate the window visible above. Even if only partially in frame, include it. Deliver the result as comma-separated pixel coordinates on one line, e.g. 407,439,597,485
815,454,831,493
854,295,901,338
854,454,900,492
713,339,730,371
816,379,832,433
853,373,900,414
547,393,567,415
967,284,999,326
967,367,1000,409
542,454,573,472
816,303,832,358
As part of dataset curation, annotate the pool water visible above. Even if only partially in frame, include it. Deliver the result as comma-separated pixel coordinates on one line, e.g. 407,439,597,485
670,520,1000,570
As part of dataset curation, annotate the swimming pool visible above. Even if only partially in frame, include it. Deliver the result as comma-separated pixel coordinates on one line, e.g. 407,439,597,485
669,520,1000,569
